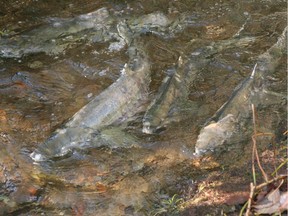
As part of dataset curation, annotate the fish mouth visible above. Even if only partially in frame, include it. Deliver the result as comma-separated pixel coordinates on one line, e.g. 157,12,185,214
193,148,206,156
30,149,74,163
142,126,153,134
142,122,166,134
30,151,47,162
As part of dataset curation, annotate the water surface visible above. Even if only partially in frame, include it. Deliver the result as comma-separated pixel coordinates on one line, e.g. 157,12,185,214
0,0,286,215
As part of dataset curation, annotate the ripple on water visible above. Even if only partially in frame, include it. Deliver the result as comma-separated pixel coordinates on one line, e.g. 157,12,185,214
1,0,287,215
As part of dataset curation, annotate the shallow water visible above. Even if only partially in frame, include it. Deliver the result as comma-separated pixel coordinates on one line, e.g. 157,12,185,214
0,0,287,215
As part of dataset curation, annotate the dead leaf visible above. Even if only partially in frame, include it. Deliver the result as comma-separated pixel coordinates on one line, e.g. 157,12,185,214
254,188,287,214
279,191,288,212
225,191,250,205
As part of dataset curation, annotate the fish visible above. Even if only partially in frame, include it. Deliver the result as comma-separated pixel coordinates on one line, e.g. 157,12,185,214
194,64,257,155
256,26,287,77
194,26,287,155
194,114,238,155
210,64,258,122
30,22,151,161
142,56,187,134
0,9,189,58
142,36,256,134
0,8,113,58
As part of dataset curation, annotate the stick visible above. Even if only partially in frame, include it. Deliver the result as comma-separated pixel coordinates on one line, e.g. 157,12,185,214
251,104,269,182
251,104,257,185
255,174,287,190
245,182,255,216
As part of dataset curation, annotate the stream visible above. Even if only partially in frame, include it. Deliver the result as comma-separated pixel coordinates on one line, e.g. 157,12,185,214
0,0,287,215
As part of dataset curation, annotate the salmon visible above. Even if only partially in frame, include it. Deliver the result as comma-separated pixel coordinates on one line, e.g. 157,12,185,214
0,8,112,58
31,22,151,161
195,65,257,155
142,56,187,134
142,36,256,134
195,26,287,155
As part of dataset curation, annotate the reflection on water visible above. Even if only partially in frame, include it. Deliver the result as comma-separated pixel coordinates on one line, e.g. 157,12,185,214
0,0,286,215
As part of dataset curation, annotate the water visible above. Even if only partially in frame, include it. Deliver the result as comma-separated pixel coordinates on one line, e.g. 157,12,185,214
0,0,287,215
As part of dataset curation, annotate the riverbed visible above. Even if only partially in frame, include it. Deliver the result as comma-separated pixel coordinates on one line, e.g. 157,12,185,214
0,0,287,215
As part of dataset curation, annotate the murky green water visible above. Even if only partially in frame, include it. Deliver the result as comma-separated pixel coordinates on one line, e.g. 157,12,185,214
0,0,286,215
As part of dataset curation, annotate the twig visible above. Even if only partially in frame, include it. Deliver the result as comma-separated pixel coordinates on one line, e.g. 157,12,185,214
252,132,275,138
245,182,255,216
255,174,287,190
252,135,269,182
242,175,287,216
251,104,257,135
251,104,257,185
251,136,256,185
251,104,269,182
252,132,275,181
271,135,277,177
239,201,248,216
272,159,288,176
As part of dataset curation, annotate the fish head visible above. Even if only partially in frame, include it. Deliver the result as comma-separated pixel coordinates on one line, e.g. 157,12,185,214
30,151,47,162
142,119,166,134
142,121,154,134
193,147,208,156
194,114,237,155
122,46,150,77
117,20,133,45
